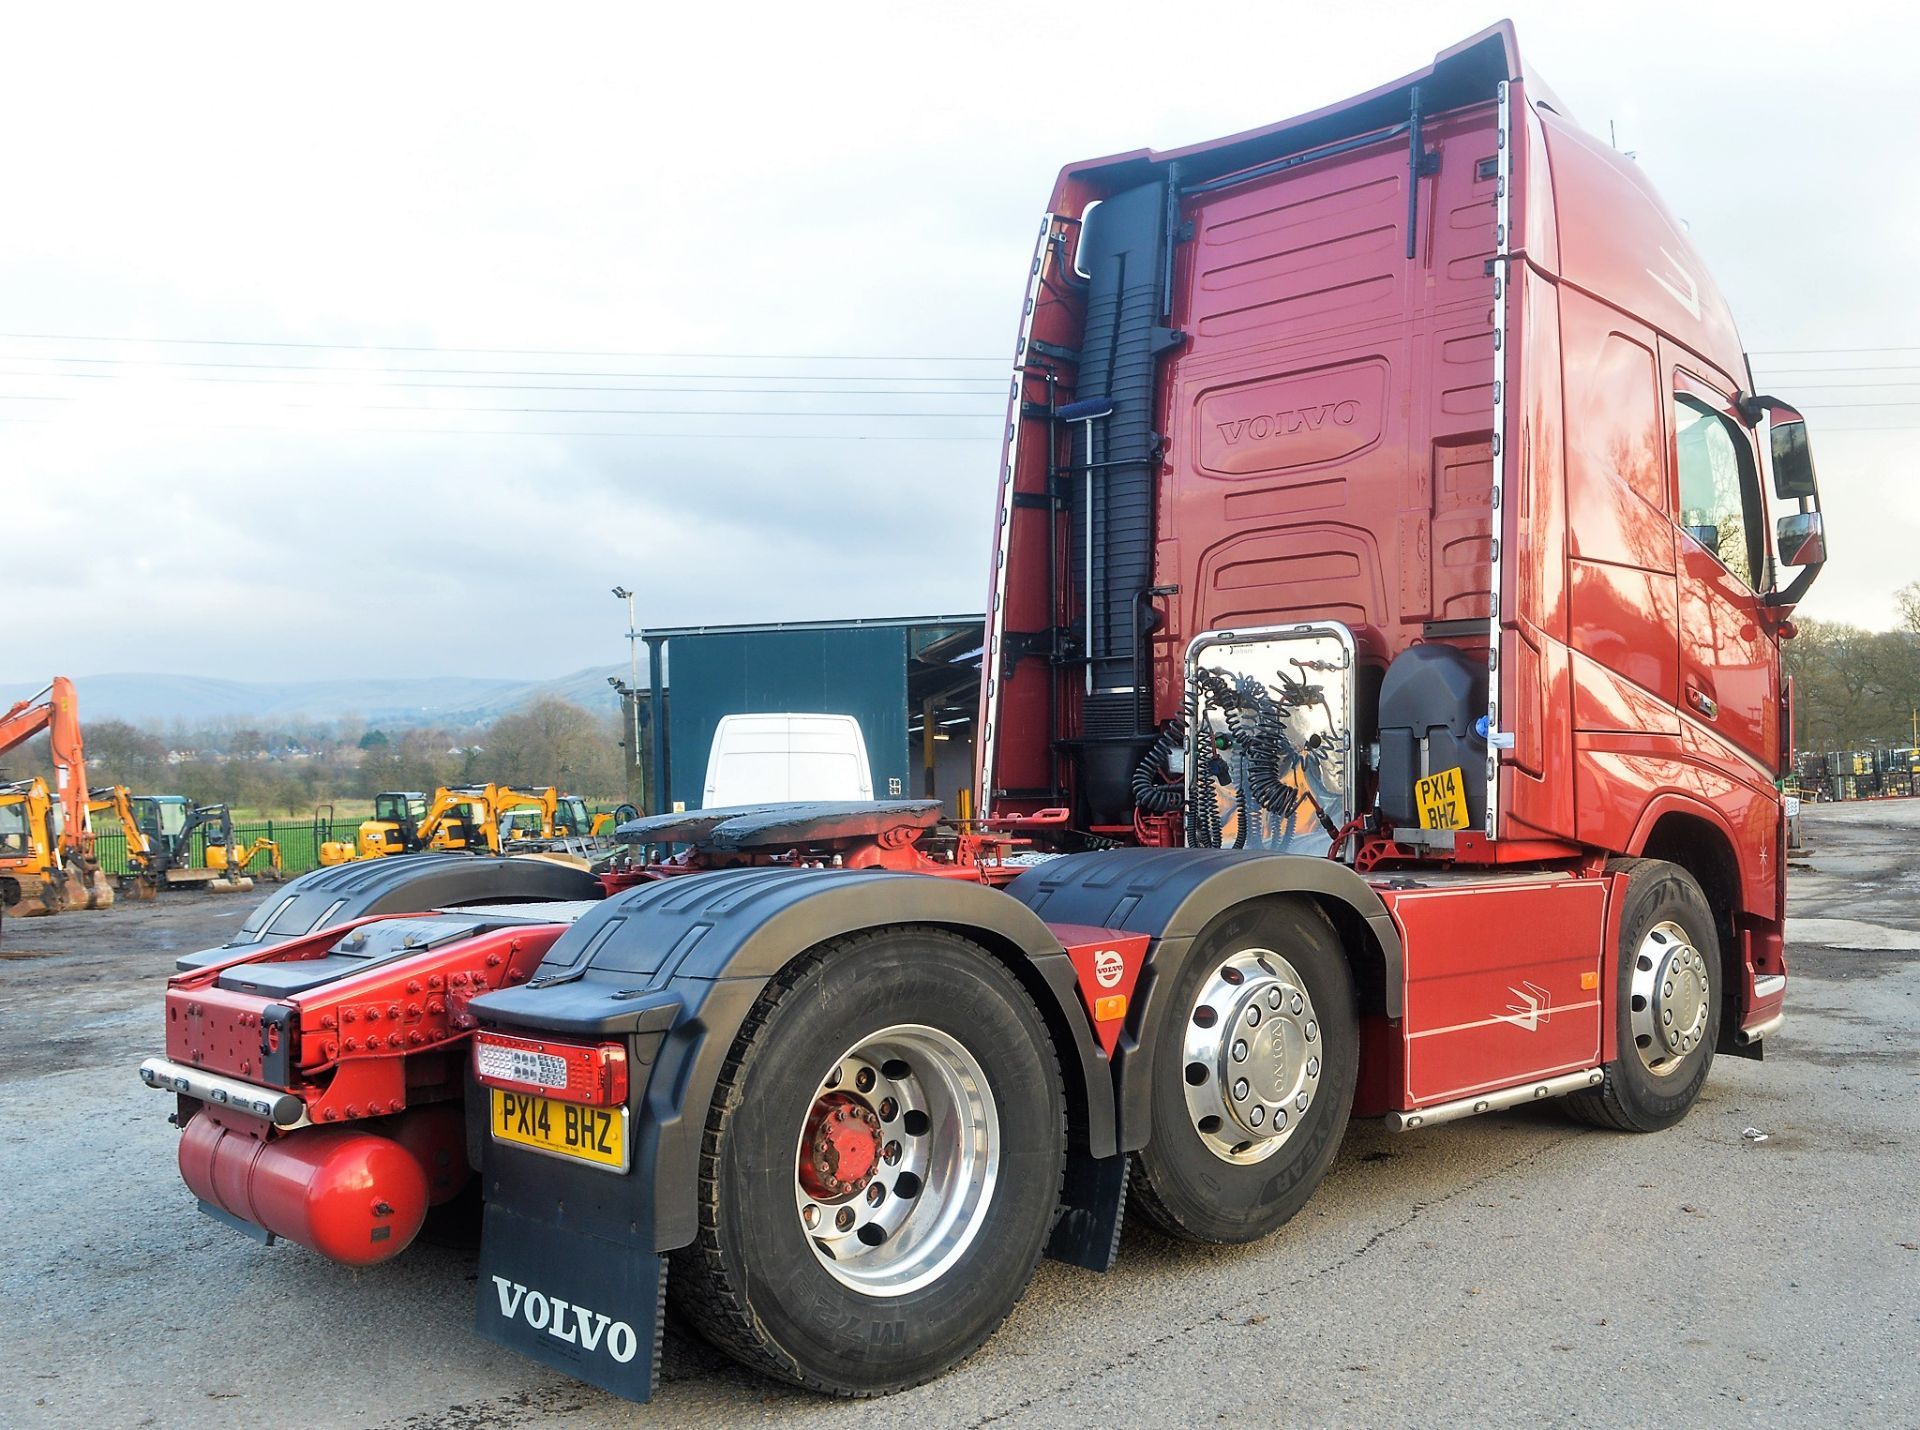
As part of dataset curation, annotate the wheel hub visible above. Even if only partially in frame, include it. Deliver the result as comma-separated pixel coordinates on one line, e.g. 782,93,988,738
792,1024,999,1297
799,1094,883,1199
1182,949,1321,1163
1630,920,1711,1077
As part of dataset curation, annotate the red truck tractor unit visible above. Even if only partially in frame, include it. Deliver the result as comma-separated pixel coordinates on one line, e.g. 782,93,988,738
142,23,1825,1405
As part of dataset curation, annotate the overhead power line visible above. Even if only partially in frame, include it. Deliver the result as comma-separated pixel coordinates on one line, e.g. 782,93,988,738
0,414,997,441
0,330,1007,363
0,392,1001,418
0,369,1005,398
1748,345,1920,356
0,353,1007,382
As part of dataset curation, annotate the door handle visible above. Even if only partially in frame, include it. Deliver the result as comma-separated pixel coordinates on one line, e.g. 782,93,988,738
1686,685,1718,720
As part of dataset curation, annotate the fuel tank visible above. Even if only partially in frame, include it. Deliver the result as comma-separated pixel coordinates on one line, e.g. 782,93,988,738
178,1115,431,1267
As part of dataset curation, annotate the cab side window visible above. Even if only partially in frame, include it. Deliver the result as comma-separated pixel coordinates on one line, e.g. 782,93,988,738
1675,393,1760,589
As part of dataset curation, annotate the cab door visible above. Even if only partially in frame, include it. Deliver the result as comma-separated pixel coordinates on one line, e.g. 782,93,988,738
1669,366,1777,773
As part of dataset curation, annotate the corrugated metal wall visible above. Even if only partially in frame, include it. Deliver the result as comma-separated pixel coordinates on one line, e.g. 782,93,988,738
665,627,910,809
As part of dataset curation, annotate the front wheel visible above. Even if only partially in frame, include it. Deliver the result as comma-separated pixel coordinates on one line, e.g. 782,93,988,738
669,927,1066,1396
1564,859,1721,1132
1129,898,1358,1243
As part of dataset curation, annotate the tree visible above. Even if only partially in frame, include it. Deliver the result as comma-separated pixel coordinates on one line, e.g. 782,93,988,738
80,720,168,785
480,698,624,798
1898,581,1920,638
1783,619,1920,751
358,729,391,750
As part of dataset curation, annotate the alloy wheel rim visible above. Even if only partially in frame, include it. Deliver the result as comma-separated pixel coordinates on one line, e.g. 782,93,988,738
792,1023,999,1297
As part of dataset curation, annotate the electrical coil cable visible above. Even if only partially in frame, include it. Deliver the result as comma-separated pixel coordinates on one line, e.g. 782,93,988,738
1186,667,1311,849
1130,721,1186,815
1186,669,1239,848
1234,673,1305,830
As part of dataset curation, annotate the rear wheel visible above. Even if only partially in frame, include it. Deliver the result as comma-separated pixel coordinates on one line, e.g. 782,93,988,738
670,928,1066,1395
1565,859,1721,1132
1130,898,1358,1243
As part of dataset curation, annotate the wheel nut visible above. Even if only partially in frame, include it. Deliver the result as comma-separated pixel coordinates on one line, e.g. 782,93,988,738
1307,1057,1319,1077
1305,1020,1317,1041
1267,988,1282,1009
1233,1079,1250,1100
1247,1005,1262,1027
1295,1092,1308,1111
1232,1040,1248,1062
1249,1106,1265,1128
836,1207,855,1232
856,1067,876,1092
802,1204,819,1229
1291,994,1304,1014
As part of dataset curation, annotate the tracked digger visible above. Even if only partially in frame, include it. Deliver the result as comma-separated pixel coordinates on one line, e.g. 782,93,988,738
89,787,282,897
0,677,111,914
321,785,607,866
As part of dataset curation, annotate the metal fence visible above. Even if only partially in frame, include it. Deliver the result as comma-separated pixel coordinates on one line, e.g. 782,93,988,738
89,816,360,878
88,806,636,879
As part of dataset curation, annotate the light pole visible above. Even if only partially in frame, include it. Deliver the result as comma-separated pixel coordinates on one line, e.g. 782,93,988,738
612,587,641,795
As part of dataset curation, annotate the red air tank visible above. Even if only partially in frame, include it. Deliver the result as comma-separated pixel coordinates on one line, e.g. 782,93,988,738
178,1115,429,1267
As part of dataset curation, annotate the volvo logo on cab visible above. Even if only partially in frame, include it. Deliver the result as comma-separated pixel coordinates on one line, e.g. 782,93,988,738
1216,400,1361,445
492,1275,640,1363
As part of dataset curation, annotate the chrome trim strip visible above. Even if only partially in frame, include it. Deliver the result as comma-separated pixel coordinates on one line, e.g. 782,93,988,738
1485,78,1514,841
1387,1066,1603,1131
977,211,1058,818
138,1055,309,1130
1752,973,1786,1001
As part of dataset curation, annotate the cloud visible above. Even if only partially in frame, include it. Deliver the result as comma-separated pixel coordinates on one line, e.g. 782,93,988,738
2,0,1914,686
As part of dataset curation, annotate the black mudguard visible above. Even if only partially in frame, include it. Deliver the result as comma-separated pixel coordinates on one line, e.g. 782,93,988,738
1003,848,1404,1152
174,854,604,970
466,867,1120,1401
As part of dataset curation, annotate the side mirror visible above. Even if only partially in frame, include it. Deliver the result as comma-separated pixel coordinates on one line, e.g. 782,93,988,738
1770,417,1817,499
1776,510,1825,568
1741,394,1818,499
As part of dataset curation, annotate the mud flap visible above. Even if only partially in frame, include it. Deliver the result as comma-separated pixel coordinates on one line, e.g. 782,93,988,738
475,1203,665,1403
1046,1150,1129,1272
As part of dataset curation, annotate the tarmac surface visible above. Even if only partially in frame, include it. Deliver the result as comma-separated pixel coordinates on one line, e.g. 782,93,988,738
2,801,1914,1427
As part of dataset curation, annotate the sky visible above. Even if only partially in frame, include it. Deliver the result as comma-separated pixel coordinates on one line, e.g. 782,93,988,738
4,0,1916,685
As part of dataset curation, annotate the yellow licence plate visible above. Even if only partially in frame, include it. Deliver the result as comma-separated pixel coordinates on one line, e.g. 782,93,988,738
1414,766,1470,831
490,1090,628,1172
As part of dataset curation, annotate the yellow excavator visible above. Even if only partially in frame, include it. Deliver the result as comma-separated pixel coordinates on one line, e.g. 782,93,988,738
0,777,110,914
88,787,282,896
320,785,598,865
0,677,113,914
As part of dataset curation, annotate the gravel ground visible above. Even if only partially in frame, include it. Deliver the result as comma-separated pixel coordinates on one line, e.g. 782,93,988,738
2,803,1914,1428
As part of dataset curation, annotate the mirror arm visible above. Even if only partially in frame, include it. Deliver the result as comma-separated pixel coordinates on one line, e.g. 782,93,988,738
1765,564,1821,610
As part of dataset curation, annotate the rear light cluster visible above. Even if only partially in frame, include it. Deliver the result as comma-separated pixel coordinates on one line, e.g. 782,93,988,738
473,1031,628,1106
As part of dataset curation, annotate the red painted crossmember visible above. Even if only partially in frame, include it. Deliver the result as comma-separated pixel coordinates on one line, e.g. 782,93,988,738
1047,924,1152,1056
473,1030,629,1107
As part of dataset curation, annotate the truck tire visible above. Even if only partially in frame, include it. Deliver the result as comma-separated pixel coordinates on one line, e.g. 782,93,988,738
1564,859,1720,1132
669,927,1066,1395
1129,897,1357,1243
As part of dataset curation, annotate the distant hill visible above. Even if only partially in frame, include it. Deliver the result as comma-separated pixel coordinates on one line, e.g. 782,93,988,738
0,667,626,728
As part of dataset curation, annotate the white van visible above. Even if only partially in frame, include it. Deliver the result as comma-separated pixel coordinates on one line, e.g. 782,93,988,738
701,713,874,807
